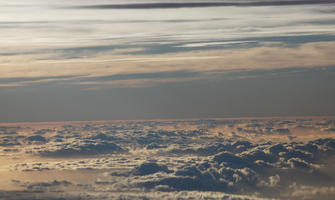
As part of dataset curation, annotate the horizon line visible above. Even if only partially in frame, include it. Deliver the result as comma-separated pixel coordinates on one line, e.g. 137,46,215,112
1,114,335,126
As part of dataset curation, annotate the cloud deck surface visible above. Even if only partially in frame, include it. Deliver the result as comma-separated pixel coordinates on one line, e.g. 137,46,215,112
1,118,335,199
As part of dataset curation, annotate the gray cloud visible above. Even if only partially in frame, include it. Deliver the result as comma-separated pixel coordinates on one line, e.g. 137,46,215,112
0,136,21,147
0,18,229,26
80,70,202,82
0,75,81,85
132,162,173,176
24,135,48,144
54,34,335,57
68,0,335,10
38,140,125,157
138,138,335,197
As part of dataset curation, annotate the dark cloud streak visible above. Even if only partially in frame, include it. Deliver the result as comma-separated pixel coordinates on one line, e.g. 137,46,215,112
81,71,202,82
67,0,335,10
0,75,82,84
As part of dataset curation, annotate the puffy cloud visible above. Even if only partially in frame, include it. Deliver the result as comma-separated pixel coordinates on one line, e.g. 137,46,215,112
287,157,313,170
272,128,290,134
38,140,125,157
132,163,173,176
268,175,280,187
146,143,168,150
136,137,335,198
168,143,229,156
1,119,335,199
214,152,248,168
0,136,21,146
26,180,72,190
24,135,48,144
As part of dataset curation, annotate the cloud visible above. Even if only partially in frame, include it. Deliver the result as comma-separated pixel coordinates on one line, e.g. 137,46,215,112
1,0,335,91
132,162,173,176
290,185,335,200
0,75,83,88
2,41,335,89
68,0,335,10
79,70,202,82
287,157,314,170
169,143,228,156
136,137,335,198
0,188,271,200
38,140,125,157
268,174,280,187
24,135,48,144
0,136,21,146
146,143,168,150
272,128,291,134
214,152,248,168
1,119,335,199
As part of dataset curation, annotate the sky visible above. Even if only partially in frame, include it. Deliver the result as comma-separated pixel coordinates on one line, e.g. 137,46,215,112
1,0,335,122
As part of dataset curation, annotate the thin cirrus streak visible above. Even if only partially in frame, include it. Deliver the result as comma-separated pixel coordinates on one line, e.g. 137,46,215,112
66,0,335,9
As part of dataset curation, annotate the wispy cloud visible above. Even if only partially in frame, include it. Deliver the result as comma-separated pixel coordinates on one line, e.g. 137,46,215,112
67,0,335,10
0,75,83,88
1,41,335,88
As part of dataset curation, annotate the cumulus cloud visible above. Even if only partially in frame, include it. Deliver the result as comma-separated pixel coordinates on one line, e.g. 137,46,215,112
24,135,48,144
136,137,335,198
132,162,173,176
0,136,21,146
2,118,335,199
38,140,125,157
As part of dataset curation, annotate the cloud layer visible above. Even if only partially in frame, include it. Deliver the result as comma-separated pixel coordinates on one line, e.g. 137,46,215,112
1,118,335,199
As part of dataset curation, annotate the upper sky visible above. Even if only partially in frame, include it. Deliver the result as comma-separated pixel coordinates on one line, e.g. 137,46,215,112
1,0,335,122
